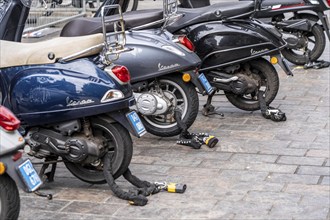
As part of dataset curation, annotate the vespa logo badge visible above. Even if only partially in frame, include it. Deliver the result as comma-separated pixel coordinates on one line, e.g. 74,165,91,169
251,48,269,55
66,97,95,107
158,63,180,71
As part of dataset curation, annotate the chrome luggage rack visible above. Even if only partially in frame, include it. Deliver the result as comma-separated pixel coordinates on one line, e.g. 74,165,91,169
59,4,129,64
100,4,131,64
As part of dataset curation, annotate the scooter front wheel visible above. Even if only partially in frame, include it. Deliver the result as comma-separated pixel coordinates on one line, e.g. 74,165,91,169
65,120,133,184
224,58,279,111
141,75,199,137
0,174,20,220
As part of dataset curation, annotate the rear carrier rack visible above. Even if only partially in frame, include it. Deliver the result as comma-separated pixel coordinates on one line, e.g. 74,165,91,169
101,4,131,64
59,4,129,64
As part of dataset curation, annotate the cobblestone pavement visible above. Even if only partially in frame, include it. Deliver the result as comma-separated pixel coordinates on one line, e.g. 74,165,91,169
19,1,330,219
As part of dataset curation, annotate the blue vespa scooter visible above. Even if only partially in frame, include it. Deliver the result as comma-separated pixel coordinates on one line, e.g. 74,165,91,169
0,2,146,185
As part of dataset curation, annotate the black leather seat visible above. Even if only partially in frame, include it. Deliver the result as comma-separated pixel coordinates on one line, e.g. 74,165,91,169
61,9,163,37
167,1,255,33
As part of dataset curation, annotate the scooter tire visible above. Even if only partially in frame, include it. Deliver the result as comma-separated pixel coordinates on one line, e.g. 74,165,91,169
225,58,279,111
65,121,133,184
141,75,199,137
0,174,20,220
281,23,325,65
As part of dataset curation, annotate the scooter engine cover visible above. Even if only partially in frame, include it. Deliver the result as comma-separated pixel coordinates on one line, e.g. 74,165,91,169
136,93,158,115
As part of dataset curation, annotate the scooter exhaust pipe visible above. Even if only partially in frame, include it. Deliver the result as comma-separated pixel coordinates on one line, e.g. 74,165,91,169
213,76,238,83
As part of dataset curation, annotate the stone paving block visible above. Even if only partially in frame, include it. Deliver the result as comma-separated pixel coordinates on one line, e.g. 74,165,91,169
258,146,307,157
245,191,301,205
269,204,329,220
219,170,269,182
266,173,319,185
152,156,203,167
326,159,330,166
275,133,317,142
167,166,220,177
297,165,330,176
277,156,325,166
300,195,330,207
289,141,329,150
246,163,298,173
54,188,111,203
20,197,69,212
212,201,273,215
128,164,172,176
306,149,330,157
188,151,233,161
61,201,122,216
229,182,285,193
230,153,278,163
198,160,247,170
321,176,330,185
284,184,330,196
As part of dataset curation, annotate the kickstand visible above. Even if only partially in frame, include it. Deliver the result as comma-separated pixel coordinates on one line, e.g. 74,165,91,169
39,158,58,183
202,92,224,117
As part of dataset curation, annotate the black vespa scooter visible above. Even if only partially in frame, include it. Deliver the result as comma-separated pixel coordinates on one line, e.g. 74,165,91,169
179,0,330,66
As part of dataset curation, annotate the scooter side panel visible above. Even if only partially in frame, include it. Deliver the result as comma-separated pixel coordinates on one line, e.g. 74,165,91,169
0,59,133,126
114,30,201,83
186,21,280,68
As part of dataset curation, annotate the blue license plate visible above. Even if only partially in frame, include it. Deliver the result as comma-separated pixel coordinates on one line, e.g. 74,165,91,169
198,73,213,95
126,111,146,137
17,159,42,192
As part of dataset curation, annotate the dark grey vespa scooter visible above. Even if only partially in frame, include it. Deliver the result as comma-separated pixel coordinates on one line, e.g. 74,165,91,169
61,1,212,137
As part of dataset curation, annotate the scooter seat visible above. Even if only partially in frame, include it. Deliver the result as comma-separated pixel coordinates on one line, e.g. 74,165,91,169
61,9,164,37
0,33,103,68
260,0,303,7
168,1,255,32
239,0,303,7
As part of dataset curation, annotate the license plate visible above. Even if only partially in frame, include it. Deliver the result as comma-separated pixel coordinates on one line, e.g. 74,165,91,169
17,159,42,192
126,111,146,137
198,73,214,95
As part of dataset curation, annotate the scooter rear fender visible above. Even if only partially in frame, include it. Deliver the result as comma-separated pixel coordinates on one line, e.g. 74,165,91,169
185,20,285,70
114,29,202,83
0,59,135,126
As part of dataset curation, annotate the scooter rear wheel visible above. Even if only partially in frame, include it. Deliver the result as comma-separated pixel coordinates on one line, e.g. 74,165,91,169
0,174,20,220
141,75,199,137
224,58,279,111
281,23,325,65
64,120,133,184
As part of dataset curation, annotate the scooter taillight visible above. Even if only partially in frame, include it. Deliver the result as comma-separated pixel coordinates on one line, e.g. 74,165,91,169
327,0,330,7
0,106,20,131
111,65,131,84
178,36,195,52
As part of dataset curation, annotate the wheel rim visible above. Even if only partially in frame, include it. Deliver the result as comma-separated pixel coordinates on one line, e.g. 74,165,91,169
69,123,120,175
286,32,317,58
229,66,267,105
143,79,188,129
